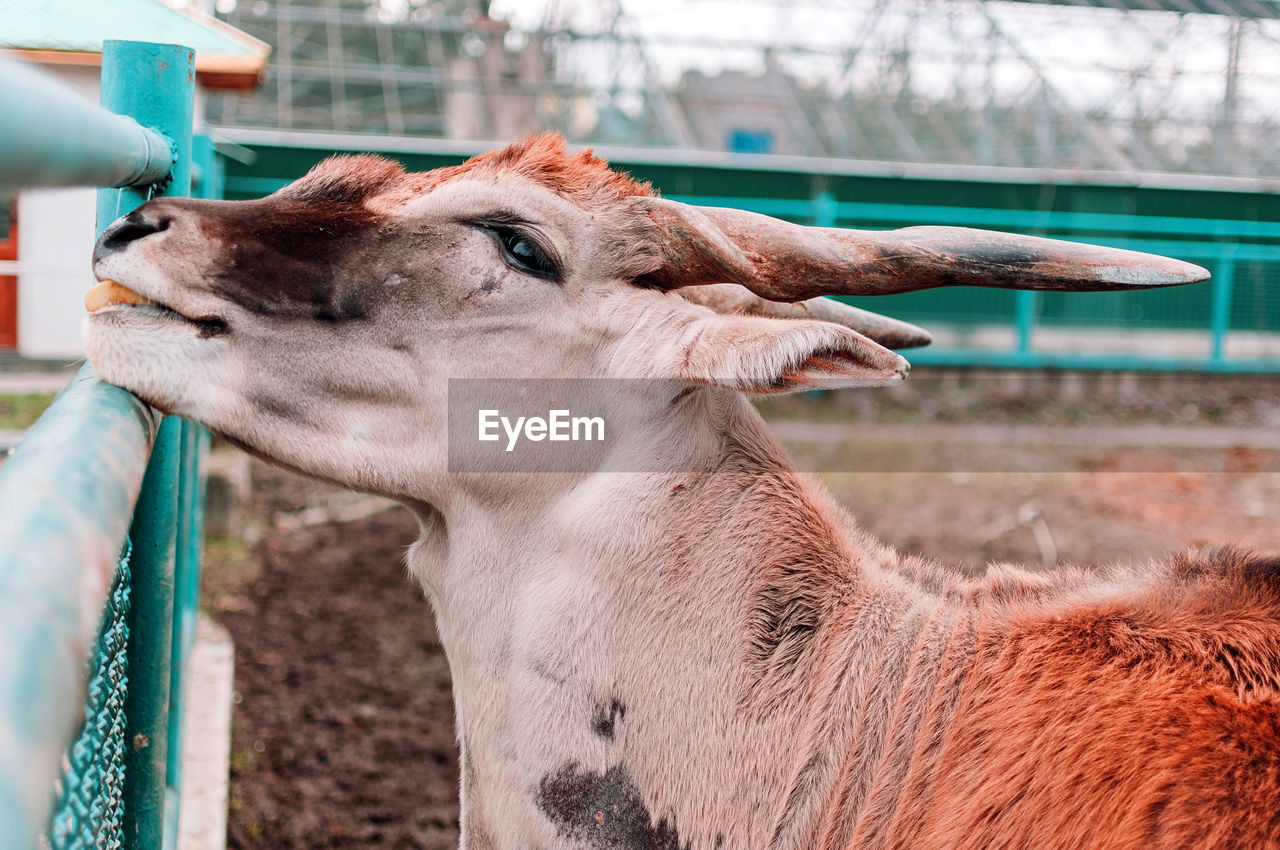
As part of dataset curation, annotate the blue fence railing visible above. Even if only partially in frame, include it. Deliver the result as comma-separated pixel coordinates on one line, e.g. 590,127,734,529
0,42,211,850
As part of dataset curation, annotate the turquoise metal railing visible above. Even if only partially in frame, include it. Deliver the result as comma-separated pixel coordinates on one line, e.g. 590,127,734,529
0,42,209,850
0,55,172,192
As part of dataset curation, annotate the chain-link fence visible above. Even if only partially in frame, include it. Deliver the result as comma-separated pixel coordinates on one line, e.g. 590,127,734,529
45,543,132,850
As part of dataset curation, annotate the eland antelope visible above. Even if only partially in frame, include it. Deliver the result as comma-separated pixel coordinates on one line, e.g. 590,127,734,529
86,135,1280,849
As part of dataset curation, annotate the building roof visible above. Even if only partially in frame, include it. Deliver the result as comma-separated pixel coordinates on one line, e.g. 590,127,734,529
0,0,269,90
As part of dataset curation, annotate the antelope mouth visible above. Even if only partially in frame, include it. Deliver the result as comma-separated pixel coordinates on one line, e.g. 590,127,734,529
86,279,228,337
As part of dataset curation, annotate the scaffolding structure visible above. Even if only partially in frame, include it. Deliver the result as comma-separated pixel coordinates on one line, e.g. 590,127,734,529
208,0,1280,179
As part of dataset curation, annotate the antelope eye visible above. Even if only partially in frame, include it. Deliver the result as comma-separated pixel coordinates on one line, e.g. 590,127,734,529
493,227,557,279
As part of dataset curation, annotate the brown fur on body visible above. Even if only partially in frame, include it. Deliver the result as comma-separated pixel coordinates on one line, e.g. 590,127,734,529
840,549,1280,849
713,415,1280,848
85,134,1278,849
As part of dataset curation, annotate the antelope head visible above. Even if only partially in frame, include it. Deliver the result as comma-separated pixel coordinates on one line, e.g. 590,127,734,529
85,134,1207,501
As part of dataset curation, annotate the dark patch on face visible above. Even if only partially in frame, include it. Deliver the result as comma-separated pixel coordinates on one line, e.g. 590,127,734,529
535,763,688,850
207,196,383,321
140,169,401,326
590,698,626,742
309,286,371,323
479,273,503,294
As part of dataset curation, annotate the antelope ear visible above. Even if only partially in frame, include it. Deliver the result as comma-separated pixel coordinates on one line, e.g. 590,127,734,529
678,313,910,394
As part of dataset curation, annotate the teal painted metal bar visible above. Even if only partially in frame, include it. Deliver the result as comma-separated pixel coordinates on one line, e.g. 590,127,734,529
121,418,181,850
811,189,838,228
0,368,159,850
165,420,208,848
223,175,292,196
192,134,225,202
904,348,1280,372
0,54,173,191
94,40,196,850
1075,236,1279,264
1014,291,1038,354
1210,250,1238,365
830,201,1280,242
665,194,1280,263
167,135,219,837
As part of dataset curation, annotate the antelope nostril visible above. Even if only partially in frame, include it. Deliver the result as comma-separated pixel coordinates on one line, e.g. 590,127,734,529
95,209,171,258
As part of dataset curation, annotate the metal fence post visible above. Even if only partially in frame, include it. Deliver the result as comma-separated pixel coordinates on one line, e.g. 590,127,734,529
1014,290,1038,355
95,39,195,850
165,419,208,850
811,188,838,228
122,417,182,850
1209,248,1236,366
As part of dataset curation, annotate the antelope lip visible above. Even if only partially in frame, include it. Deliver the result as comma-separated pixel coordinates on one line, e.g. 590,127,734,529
86,279,228,337
85,279,158,312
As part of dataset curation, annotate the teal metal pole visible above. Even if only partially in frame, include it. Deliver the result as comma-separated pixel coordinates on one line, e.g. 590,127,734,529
192,133,224,201
1014,290,1038,354
98,41,195,226
1209,250,1236,366
122,416,182,850
0,54,173,191
0,369,160,850
811,189,838,228
94,40,195,850
165,421,207,808
162,420,209,850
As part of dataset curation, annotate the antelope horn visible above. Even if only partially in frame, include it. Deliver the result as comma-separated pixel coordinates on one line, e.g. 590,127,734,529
641,199,1210,300
679,284,932,349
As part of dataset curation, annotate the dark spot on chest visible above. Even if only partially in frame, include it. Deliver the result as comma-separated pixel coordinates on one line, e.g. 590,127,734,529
591,698,626,742
536,763,687,850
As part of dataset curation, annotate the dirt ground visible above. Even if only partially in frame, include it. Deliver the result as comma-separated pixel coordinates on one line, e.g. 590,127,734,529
207,374,1280,848
211,478,457,849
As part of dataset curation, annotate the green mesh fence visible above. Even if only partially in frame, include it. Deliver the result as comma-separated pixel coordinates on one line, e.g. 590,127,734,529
45,541,133,850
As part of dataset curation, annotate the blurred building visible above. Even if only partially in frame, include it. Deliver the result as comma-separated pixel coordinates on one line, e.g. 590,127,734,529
208,0,1280,180
0,0,267,358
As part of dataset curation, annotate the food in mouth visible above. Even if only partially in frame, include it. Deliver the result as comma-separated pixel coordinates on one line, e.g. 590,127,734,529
85,280,157,313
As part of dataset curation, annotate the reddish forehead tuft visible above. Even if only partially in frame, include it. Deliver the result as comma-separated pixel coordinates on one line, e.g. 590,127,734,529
283,154,407,205
412,133,652,205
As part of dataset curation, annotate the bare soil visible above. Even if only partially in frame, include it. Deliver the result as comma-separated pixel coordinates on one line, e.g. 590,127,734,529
210,473,458,849
210,378,1279,848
